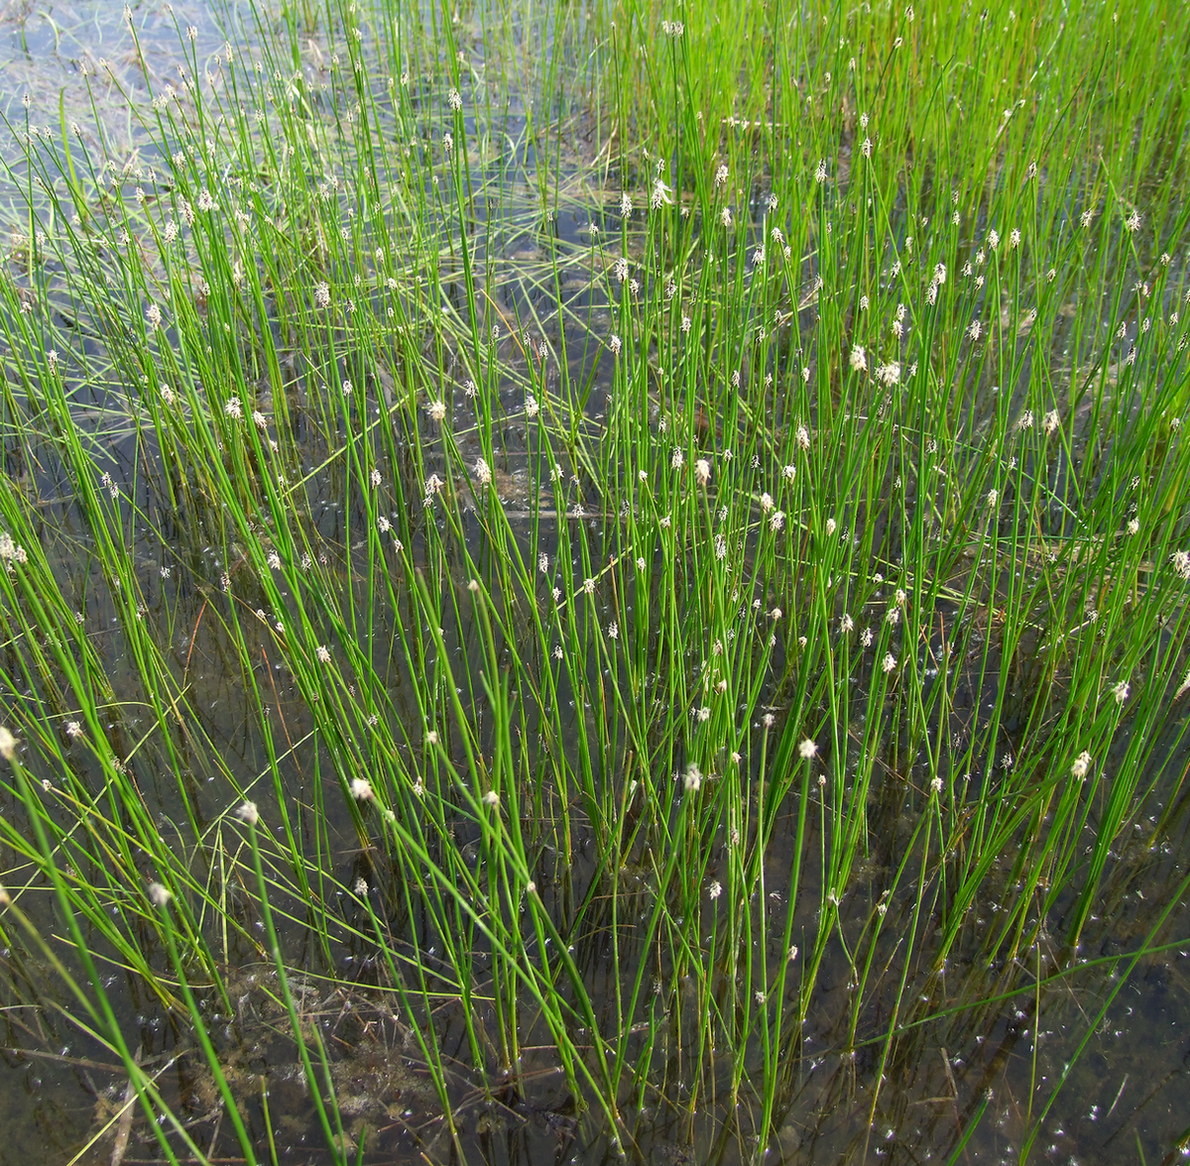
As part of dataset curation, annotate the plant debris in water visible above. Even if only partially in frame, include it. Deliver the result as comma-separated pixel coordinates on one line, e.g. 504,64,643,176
0,1,1189,1164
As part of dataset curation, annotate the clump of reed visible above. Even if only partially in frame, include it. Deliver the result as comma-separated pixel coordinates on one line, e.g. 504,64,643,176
0,0,1188,1162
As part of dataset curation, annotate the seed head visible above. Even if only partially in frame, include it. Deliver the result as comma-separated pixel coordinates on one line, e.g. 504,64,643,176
0,533,27,566
650,178,674,210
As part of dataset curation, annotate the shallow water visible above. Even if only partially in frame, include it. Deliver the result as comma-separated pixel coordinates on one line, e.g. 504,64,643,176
1,3,1189,1165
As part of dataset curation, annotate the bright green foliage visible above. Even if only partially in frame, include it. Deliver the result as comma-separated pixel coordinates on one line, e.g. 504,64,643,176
0,0,1188,1163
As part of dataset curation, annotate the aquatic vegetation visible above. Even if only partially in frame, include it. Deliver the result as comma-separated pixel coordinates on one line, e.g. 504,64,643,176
0,0,1188,1162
